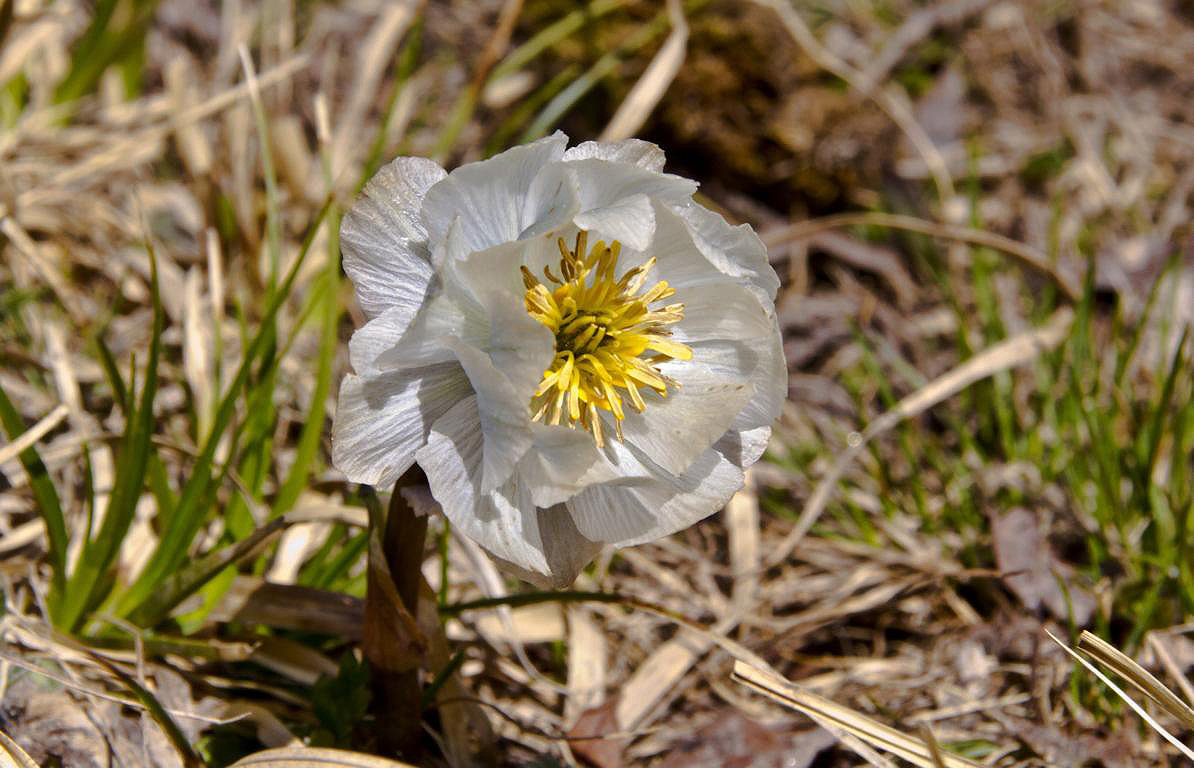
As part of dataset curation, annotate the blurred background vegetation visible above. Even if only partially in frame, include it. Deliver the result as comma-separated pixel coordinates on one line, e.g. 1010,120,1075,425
0,0,1192,765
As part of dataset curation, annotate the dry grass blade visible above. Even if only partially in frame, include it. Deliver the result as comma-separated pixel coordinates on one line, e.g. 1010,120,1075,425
1045,630,1194,761
0,728,39,768
762,211,1081,302
0,404,68,466
615,614,738,732
1076,631,1194,731
1148,633,1194,710
206,576,364,640
599,0,687,142
918,724,948,768
731,660,982,768
0,647,237,726
768,306,1075,567
564,606,606,727
34,55,309,195
229,746,419,767
726,469,760,604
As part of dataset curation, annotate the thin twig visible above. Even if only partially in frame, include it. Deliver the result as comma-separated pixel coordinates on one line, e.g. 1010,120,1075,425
761,211,1080,302
0,403,68,466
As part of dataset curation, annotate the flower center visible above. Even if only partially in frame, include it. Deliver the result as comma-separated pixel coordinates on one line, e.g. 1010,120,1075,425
522,230,690,446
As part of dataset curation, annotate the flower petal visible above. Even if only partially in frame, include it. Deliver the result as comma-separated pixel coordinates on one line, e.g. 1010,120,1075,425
573,193,655,251
674,201,779,302
331,363,470,487
359,289,486,372
478,286,557,401
617,365,755,476
716,425,772,470
562,138,666,172
416,395,599,586
450,236,562,327
421,132,570,253
688,333,787,432
735,314,787,431
517,423,631,508
340,157,445,320
566,435,748,546
670,281,775,344
368,218,491,371
443,336,534,493
482,505,604,589
563,158,696,250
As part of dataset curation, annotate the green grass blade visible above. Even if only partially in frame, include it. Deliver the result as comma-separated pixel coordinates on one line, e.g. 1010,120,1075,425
114,197,333,621
93,334,129,411
1142,328,1188,486
490,0,625,83
53,0,160,108
57,244,164,632
129,518,287,627
273,215,341,518
0,385,68,598
86,652,205,768
304,528,368,591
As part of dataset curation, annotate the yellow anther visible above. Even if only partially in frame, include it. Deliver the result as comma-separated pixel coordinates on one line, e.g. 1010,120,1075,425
524,230,689,447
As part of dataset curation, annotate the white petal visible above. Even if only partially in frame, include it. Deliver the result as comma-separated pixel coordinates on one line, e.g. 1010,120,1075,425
562,158,696,249
444,336,533,493
670,281,775,344
562,138,666,172
617,366,755,476
478,286,556,400
717,425,772,470
573,193,655,251
484,507,604,589
674,201,780,302
450,235,561,324
644,200,736,289
517,423,629,508
565,158,696,210
421,133,569,253
364,289,486,372
735,314,787,431
566,439,745,546
416,396,599,586
331,363,470,487
688,333,787,432
340,157,445,320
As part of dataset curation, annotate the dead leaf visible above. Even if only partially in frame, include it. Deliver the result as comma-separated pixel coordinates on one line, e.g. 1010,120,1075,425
1007,716,1138,768
991,507,1095,625
568,700,625,768
229,745,419,767
1,679,107,768
656,711,835,768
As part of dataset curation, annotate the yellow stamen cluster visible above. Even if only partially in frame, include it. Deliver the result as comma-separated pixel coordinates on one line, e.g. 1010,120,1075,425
523,231,691,446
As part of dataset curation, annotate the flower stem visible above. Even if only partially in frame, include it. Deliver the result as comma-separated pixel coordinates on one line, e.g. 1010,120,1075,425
363,467,429,760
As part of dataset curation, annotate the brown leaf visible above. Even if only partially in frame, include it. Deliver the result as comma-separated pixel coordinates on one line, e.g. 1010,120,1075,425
229,745,420,767
567,700,625,768
991,507,1095,625
656,711,835,768
1,680,107,768
1008,716,1138,768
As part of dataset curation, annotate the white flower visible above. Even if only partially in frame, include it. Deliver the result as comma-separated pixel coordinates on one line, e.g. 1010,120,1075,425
332,132,785,587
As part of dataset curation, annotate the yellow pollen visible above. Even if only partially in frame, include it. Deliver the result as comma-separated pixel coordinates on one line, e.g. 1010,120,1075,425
523,231,691,446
